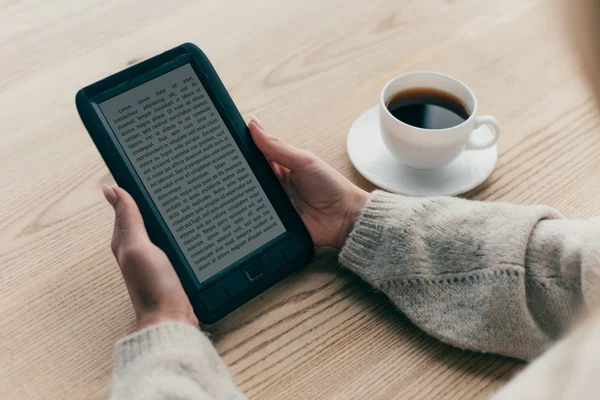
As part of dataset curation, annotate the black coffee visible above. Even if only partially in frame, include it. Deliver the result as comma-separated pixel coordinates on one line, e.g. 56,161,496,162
386,88,470,129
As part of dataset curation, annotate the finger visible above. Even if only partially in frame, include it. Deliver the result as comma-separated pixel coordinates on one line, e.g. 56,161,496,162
249,115,263,129
268,160,285,183
248,120,315,171
102,185,149,249
247,119,285,182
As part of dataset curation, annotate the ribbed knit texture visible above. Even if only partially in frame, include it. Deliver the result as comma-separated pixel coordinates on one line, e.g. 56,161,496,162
110,322,246,400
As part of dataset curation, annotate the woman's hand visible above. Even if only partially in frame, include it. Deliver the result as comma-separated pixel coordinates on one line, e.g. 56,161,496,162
249,117,369,249
102,185,198,331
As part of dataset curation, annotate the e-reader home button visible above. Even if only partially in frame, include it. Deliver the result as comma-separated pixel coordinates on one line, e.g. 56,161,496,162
222,270,249,297
244,263,265,282
199,285,228,311
260,247,286,273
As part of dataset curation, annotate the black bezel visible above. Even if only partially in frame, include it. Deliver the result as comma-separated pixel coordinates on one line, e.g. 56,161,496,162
76,43,313,323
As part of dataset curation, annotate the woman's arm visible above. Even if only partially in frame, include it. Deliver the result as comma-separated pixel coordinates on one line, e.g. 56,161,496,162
248,118,600,360
340,190,600,360
102,186,245,400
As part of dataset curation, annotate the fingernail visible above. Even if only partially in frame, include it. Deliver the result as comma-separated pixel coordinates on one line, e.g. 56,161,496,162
250,115,263,129
102,184,118,206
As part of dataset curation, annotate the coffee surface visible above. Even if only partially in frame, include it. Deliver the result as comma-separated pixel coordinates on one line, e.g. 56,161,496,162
386,88,470,129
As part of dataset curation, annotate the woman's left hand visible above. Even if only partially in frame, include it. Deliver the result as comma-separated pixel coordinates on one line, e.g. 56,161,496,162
102,185,198,331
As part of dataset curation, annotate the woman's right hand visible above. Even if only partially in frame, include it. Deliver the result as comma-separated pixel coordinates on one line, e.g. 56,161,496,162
249,117,369,249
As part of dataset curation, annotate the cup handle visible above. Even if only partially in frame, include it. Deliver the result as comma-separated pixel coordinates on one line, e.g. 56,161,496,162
467,116,500,150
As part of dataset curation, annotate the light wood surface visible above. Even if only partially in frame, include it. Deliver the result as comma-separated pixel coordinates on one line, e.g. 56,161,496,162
2,0,599,399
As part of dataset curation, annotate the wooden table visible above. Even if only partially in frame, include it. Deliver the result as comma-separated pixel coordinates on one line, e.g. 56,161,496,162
2,0,600,398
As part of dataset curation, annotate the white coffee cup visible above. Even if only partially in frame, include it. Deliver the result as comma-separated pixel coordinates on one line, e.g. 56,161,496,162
379,71,500,169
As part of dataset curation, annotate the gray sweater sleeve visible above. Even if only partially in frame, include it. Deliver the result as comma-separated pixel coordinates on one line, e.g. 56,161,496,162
339,190,600,360
110,322,246,400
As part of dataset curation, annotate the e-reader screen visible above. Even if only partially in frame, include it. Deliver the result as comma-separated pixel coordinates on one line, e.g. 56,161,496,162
97,64,286,283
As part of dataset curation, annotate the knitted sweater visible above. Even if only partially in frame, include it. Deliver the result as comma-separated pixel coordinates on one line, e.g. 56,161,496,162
110,191,600,399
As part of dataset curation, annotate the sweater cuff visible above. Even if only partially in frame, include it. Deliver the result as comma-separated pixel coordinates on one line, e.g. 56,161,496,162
113,322,210,375
339,190,403,281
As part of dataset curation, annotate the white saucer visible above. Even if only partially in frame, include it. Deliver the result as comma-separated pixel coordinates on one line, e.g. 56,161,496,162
347,105,497,196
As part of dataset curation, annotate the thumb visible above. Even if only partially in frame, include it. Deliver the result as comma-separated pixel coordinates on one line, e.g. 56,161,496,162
102,185,149,247
248,119,314,170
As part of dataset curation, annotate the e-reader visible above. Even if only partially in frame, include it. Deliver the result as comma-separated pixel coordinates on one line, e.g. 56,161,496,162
76,43,314,323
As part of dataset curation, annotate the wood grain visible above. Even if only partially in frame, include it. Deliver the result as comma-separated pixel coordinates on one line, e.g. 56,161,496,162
1,0,598,398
